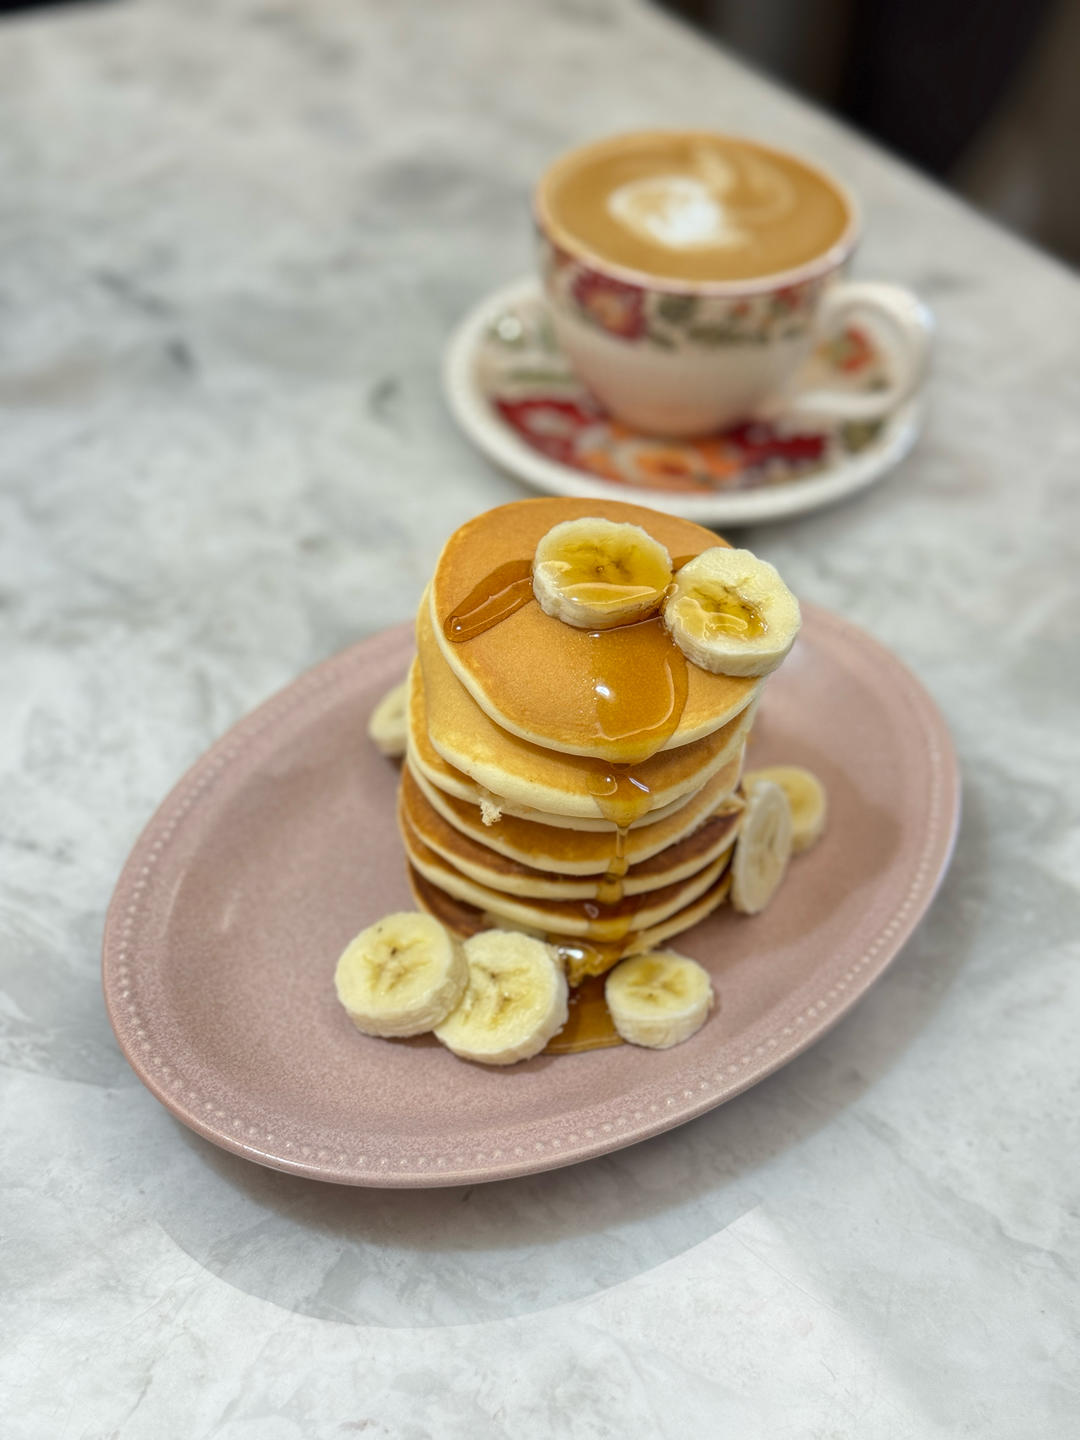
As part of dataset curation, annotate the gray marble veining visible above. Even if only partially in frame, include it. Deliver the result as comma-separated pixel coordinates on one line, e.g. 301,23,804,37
1,0,1078,1435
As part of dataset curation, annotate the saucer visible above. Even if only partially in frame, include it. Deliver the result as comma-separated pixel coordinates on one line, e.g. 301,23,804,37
444,277,927,526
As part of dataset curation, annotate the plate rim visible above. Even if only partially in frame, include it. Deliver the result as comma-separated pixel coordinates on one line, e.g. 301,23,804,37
443,275,926,526
103,611,960,1188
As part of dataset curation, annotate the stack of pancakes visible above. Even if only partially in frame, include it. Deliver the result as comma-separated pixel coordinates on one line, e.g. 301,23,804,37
400,497,763,985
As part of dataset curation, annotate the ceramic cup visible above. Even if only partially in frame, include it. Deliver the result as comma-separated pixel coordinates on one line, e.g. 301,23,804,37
534,133,932,438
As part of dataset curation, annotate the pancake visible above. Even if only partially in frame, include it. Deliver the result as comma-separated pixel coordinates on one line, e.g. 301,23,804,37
409,750,743,874
428,497,761,760
405,662,717,832
405,712,708,833
408,865,733,985
400,806,731,942
416,609,757,823
401,764,741,901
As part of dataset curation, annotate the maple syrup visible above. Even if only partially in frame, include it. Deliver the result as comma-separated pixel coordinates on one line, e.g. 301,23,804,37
537,526,673,620
444,558,535,642
595,826,629,905
586,760,661,914
550,933,639,983
584,616,690,757
673,584,768,641
544,973,622,1054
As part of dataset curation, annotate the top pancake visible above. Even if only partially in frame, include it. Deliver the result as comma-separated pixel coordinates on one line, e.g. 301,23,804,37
416,607,755,823
429,497,760,761
405,664,731,833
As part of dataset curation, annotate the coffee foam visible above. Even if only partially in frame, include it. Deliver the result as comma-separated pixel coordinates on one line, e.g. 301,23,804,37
607,149,799,254
539,132,851,283
609,175,748,251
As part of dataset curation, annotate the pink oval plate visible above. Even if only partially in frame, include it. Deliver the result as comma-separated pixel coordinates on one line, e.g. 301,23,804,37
103,606,959,1188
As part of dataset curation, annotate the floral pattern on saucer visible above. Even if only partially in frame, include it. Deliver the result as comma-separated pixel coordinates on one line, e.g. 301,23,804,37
478,293,891,496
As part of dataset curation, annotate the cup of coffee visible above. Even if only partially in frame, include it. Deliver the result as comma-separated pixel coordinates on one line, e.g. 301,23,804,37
534,131,931,437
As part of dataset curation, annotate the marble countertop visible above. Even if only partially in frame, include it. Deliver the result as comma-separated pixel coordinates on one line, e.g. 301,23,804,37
2,0,1078,1434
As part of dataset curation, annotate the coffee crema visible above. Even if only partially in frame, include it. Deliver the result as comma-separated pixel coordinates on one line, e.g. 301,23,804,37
537,131,853,284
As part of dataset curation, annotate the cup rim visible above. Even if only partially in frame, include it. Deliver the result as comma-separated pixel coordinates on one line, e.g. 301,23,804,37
533,129,862,297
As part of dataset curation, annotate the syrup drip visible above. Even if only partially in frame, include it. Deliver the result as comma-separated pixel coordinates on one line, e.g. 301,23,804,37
544,973,622,1054
575,905,636,942
554,931,638,976
587,764,657,916
583,615,690,756
585,767,648,827
444,558,534,642
595,826,628,905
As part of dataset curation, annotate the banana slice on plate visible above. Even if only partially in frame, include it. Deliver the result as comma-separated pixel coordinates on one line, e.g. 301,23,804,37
435,930,568,1065
335,912,468,1037
604,951,714,1049
744,764,827,854
532,517,672,630
730,778,793,914
368,679,408,758
664,547,800,677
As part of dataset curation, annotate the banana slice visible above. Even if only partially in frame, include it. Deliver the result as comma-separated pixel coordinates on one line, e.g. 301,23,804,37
604,951,714,1049
334,912,468,1038
434,930,568,1065
532,517,672,630
368,679,408,758
744,764,827,854
664,547,800,677
730,779,793,914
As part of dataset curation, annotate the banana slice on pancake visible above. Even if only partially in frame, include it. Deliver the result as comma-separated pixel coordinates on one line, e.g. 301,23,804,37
665,547,800,678
532,517,672,629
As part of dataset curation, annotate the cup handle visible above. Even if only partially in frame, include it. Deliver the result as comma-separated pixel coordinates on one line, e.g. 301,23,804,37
781,280,934,423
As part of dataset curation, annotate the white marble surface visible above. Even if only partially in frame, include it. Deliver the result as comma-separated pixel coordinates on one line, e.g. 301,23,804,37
2,0,1078,1434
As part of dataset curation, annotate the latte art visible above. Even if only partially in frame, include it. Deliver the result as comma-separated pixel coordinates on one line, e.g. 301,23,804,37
607,150,800,254
538,132,851,283
608,175,749,251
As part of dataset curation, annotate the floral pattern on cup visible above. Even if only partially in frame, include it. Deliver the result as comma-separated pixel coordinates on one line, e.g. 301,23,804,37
478,289,892,495
539,235,829,350
570,272,647,340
